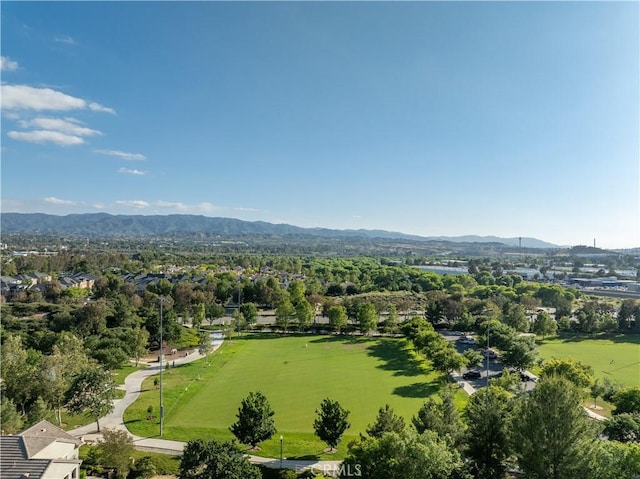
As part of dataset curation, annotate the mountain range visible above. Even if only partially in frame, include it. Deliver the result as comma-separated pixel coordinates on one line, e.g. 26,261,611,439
0,213,562,248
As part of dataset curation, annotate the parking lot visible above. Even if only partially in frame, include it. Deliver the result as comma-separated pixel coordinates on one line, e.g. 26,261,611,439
440,331,536,393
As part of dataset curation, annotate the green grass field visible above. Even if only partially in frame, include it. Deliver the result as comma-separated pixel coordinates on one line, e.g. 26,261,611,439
538,334,640,387
125,334,462,459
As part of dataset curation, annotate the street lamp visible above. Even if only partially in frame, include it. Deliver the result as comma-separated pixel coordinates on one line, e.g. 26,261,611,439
159,296,166,437
280,435,283,469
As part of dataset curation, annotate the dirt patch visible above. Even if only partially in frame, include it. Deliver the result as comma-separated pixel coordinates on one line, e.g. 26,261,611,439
141,346,197,363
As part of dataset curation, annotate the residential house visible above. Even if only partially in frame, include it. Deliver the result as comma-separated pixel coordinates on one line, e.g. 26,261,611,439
0,420,82,479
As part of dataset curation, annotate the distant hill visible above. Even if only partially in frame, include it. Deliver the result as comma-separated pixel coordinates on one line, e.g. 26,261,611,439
0,213,561,248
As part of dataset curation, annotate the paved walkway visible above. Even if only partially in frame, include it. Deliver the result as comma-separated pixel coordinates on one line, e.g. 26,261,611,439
450,370,608,421
69,331,342,474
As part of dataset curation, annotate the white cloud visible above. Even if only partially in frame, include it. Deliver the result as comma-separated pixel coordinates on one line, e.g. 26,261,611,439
94,149,146,161
116,200,150,209
89,102,116,114
54,35,76,45
8,130,84,146
43,196,78,205
18,117,102,137
117,167,146,176
1,56,19,71
156,200,188,210
0,84,115,114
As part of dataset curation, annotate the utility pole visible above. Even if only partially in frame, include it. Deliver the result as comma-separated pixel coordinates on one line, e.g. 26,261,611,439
159,296,166,437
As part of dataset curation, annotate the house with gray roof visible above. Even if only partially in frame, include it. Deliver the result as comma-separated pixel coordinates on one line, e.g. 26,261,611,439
0,420,81,479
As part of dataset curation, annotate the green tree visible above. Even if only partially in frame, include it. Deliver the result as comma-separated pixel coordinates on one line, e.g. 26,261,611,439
65,364,116,432
131,326,150,367
366,404,405,438
0,397,24,434
510,375,596,479
295,299,315,331
463,348,484,369
501,336,538,372
612,387,640,415
589,441,640,479
100,428,135,479
328,305,348,334
357,303,378,335
239,302,258,328
412,386,464,448
229,391,276,450
532,311,557,338
275,297,295,332
384,304,400,335
206,303,225,326
1,334,43,415
430,345,468,376
314,398,350,451
178,438,261,479
192,302,206,329
603,413,640,442
539,357,594,389
341,430,461,479
464,386,513,479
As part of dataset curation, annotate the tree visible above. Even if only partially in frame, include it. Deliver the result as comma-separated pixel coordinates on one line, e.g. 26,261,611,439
501,336,537,372
341,430,461,479
178,438,261,479
430,345,468,376
198,331,213,356
328,305,348,334
603,413,640,442
206,303,225,326
314,398,350,451
0,397,23,434
539,357,594,389
65,364,116,432
464,386,513,479
192,302,206,329
1,334,43,415
100,428,135,479
295,299,315,331
532,311,557,338
510,375,596,479
463,348,484,369
384,305,400,335
412,386,464,448
612,387,640,415
366,404,405,438
589,441,640,479
357,303,378,335
131,326,150,367
275,297,295,332
229,391,276,450
239,302,258,328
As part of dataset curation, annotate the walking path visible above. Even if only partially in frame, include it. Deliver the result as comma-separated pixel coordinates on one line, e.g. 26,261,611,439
69,331,342,475
450,371,608,421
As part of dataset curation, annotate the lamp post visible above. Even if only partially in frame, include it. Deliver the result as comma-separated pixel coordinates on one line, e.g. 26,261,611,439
159,296,166,438
279,435,283,469
485,320,490,391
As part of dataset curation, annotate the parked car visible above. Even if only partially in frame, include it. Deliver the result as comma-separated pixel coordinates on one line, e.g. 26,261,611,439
462,370,482,380
481,348,498,359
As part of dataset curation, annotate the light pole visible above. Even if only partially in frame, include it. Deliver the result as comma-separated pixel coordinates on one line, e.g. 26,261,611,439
279,435,283,469
485,320,490,391
159,296,166,437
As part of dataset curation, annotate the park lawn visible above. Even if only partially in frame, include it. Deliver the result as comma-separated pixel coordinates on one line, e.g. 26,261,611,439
537,334,640,387
125,334,450,459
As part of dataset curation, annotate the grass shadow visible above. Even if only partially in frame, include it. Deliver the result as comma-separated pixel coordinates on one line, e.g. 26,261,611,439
366,338,424,377
393,381,439,398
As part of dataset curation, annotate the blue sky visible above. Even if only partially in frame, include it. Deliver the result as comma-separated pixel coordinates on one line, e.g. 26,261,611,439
1,1,638,248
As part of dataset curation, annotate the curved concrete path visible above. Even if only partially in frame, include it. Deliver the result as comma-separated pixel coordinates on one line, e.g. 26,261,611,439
69,331,342,475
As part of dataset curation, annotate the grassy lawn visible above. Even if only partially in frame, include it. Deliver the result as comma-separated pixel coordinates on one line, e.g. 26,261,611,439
124,334,450,459
538,334,640,387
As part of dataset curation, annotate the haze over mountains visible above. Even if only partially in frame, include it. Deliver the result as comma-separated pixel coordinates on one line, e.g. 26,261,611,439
1,213,562,248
